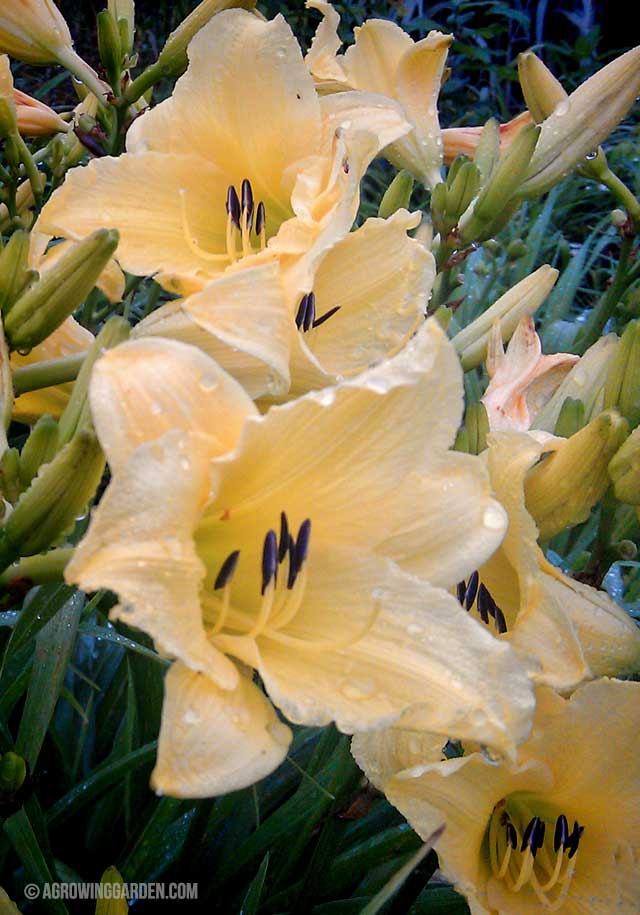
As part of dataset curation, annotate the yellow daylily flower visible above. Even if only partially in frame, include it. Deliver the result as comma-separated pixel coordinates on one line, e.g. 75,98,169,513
353,678,640,914
38,10,411,303
132,208,435,400
482,317,578,432
442,111,533,166
13,88,69,136
455,432,640,687
305,0,452,189
66,321,536,796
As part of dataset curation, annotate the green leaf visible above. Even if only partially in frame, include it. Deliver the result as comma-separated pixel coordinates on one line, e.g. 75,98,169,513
1,584,77,675
409,886,471,914
15,590,84,769
240,853,270,915
3,808,68,915
78,623,169,665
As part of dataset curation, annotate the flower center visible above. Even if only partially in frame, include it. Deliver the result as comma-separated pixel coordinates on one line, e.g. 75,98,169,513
179,178,269,267
295,292,341,334
488,799,584,910
456,572,507,634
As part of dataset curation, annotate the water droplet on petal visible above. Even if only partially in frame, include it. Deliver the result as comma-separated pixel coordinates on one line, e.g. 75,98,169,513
483,504,505,531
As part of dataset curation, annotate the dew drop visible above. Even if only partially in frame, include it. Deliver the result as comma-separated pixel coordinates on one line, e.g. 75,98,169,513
179,457,190,471
199,374,218,393
483,504,505,531
341,678,375,701
407,623,423,636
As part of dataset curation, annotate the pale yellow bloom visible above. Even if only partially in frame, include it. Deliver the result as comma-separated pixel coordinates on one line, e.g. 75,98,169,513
66,321,536,796
13,87,69,136
305,0,451,189
132,209,435,400
442,111,533,165
353,678,640,914
459,433,640,687
482,317,578,432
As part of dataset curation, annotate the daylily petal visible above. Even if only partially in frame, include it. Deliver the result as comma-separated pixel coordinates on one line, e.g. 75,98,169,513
305,0,347,83
256,546,534,756
351,717,445,789
134,262,291,399
38,152,231,280
128,10,322,216
88,337,258,473
152,661,291,798
66,431,238,689
289,209,432,389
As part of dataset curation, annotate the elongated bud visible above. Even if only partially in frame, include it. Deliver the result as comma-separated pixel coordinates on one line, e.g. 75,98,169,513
18,414,60,488
0,54,17,137
609,427,640,505
0,231,36,317
0,320,11,453
0,751,27,793
459,124,540,243
447,160,481,220
453,265,558,370
157,0,256,77
14,89,69,136
518,50,566,124
525,410,629,540
0,447,20,504
108,0,135,56
57,316,130,446
473,118,500,185
520,46,640,198
0,429,105,570
553,396,585,438
378,170,414,219
97,867,128,915
0,0,73,65
4,229,119,351
604,320,640,429
97,10,122,88
464,402,489,455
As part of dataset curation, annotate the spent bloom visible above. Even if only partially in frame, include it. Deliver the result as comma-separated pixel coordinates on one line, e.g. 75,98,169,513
65,322,536,797
353,678,640,914
305,0,452,189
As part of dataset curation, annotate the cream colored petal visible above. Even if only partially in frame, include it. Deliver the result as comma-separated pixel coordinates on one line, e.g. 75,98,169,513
11,316,94,423
297,210,432,379
152,661,291,798
66,431,238,689
351,722,445,791
541,566,640,677
135,262,291,399
128,11,321,218
89,337,258,473
257,546,534,756
38,152,230,281
206,321,468,552
318,90,412,155
305,0,349,83
342,19,413,92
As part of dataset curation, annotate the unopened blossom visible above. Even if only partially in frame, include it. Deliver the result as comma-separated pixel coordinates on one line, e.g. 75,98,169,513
353,678,640,914
481,317,578,432
66,322,536,797
305,0,451,189
442,111,533,165
13,88,69,136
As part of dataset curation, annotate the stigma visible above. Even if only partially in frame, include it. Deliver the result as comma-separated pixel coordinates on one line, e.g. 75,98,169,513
456,572,507,634
488,802,584,910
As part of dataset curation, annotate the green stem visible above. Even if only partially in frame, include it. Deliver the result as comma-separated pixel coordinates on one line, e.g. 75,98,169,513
0,548,73,587
9,132,43,209
598,169,640,229
55,47,110,103
121,60,165,106
12,354,87,396
574,236,634,353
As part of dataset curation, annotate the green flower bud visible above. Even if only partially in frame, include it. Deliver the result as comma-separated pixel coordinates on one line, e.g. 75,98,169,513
0,55,17,138
4,229,119,351
553,396,585,438
18,414,60,489
473,118,500,186
0,320,11,449
464,401,489,455
97,9,122,88
603,319,640,428
518,50,565,124
108,0,135,56
0,429,105,571
0,446,20,505
506,239,527,261
0,752,27,793
0,230,37,317
608,427,640,505
447,160,481,222
525,409,629,540
378,170,414,219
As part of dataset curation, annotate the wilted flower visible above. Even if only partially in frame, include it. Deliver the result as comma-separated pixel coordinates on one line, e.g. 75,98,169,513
353,678,640,915
65,322,536,796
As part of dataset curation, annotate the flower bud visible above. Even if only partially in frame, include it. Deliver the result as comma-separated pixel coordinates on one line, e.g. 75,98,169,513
525,410,629,540
4,229,119,351
553,396,585,438
0,54,17,137
0,447,21,504
108,0,135,56
452,265,558,370
520,45,640,198
0,429,105,570
0,174,46,233
378,170,414,219
463,401,489,455
97,9,122,88
157,0,256,78
608,427,640,505
0,230,35,317
0,0,73,65
472,117,500,185
18,414,60,488
0,320,11,454
518,49,566,124
603,319,640,429
14,88,69,136
0,752,27,793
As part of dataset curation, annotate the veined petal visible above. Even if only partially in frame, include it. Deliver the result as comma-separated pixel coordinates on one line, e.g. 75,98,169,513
351,721,445,790
152,661,291,798
342,19,414,92
135,262,291,399
66,431,238,689
305,0,348,83
256,546,534,756
128,10,322,217
319,90,412,155
89,337,258,473
38,152,230,281
291,209,433,385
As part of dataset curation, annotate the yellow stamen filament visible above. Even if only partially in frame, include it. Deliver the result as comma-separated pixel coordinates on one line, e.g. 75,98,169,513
241,211,252,258
259,223,266,251
510,847,535,892
226,209,238,264
209,580,232,636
